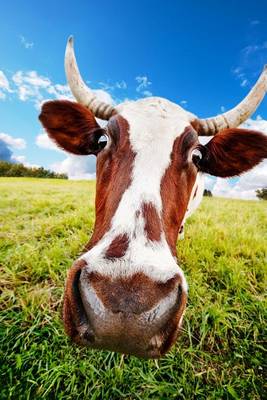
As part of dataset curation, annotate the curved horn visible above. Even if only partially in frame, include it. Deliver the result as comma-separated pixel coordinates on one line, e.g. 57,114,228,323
196,65,267,135
65,36,117,120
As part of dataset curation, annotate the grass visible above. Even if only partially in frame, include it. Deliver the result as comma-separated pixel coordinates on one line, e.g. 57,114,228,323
0,177,266,400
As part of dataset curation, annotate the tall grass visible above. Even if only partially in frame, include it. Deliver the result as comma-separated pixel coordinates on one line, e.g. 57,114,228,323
0,178,266,399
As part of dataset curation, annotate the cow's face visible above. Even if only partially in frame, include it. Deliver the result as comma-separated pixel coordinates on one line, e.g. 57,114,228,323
39,37,267,358
39,97,267,358
40,98,203,357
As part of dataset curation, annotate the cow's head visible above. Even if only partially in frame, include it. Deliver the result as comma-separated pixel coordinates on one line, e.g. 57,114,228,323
39,38,267,358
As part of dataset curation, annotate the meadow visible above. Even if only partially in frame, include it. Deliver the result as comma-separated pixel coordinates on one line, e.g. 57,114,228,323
0,177,266,400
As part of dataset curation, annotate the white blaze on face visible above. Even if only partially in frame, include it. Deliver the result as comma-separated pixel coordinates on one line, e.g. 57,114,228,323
178,173,205,241
185,173,205,219
82,97,197,288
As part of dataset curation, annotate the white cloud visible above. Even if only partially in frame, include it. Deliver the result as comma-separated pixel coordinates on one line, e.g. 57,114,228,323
11,71,72,108
99,80,127,91
242,42,267,58
232,67,250,88
36,132,61,151
240,78,248,87
204,175,216,191
11,154,39,168
0,132,30,166
20,35,34,49
2,69,152,110
2,69,115,110
92,89,114,105
13,70,50,88
212,160,267,200
241,115,267,133
116,80,127,90
0,71,10,91
233,40,267,88
136,75,152,97
142,90,152,97
12,71,51,106
0,132,26,149
0,71,12,99
46,83,72,100
51,155,96,180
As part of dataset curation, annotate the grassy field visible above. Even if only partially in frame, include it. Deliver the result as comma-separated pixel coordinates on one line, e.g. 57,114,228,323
0,177,266,400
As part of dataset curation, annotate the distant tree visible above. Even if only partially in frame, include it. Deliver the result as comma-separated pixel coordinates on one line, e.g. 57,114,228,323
256,188,267,200
0,161,68,179
203,189,213,197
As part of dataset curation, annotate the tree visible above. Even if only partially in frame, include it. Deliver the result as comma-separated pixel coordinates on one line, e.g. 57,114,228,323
203,189,213,197
256,188,267,200
0,161,68,179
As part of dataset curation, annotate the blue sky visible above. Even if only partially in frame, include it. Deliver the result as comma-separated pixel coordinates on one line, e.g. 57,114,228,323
0,0,267,197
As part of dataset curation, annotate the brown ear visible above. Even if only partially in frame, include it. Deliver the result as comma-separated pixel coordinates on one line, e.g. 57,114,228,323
39,100,105,155
197,128,267,177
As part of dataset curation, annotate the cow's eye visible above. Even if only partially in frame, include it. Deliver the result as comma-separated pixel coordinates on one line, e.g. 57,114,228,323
191,148,203,166
192,148,202,159
97,134,109,150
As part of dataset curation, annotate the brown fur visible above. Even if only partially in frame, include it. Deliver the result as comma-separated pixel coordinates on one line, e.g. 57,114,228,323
87,271,180,314
161,127,199,255
197,128,267,177
105,233,129,259
63,259,88,339
85,116,135,251
39,100,105,155
142,202,162,242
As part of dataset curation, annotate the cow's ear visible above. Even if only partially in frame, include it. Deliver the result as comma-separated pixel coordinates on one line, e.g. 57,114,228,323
194,128,267,177
39,100,106,155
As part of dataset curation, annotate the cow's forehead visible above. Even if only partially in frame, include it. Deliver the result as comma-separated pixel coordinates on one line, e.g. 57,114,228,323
116,97,197,136
113,97,198,179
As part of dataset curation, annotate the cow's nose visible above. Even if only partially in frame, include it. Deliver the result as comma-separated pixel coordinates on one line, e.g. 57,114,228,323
70,266,187,357
82,270,181,315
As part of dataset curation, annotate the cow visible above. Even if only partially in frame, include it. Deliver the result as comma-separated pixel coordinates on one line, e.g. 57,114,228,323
39,37,267,358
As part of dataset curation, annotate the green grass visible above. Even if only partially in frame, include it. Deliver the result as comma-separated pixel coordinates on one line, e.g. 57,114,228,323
0,177,266,400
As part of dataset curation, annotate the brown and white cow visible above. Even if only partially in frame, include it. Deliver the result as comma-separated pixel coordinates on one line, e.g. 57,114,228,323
39,37,267,358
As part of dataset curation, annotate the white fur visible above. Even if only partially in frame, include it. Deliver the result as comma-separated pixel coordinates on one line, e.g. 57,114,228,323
178,173,205,240
143,289,178,323
82,98,197,289
79,277,106,317
185,173,205,219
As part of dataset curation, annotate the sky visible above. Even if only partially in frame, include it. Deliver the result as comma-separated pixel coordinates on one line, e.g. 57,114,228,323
0,0,267,199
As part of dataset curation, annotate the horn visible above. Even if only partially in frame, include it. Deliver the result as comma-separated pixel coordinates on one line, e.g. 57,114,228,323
65,36,117,120
196,65,267,135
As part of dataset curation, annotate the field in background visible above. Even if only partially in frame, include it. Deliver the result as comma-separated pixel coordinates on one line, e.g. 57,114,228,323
0,178,266,400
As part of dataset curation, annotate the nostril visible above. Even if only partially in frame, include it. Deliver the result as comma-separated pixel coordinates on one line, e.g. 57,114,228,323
83,329,95,343
112,308,123,314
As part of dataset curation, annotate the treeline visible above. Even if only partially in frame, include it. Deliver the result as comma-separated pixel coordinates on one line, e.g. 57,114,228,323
203,189,212,197
0,161,67,179
256,188,267,200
